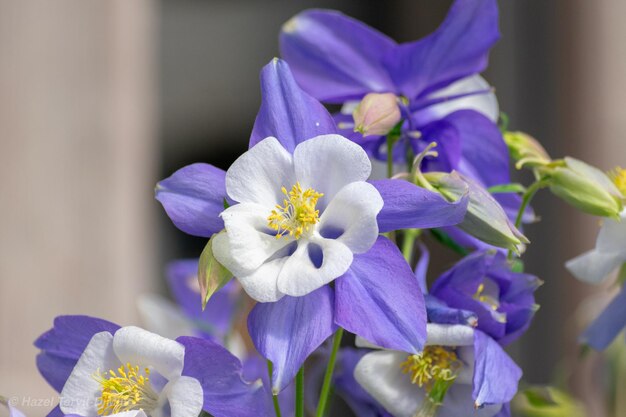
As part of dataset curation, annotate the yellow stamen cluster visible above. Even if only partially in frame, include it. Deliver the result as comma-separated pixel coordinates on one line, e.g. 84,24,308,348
400,346,462,391
267,182,323,239
93,363,158,416
609,166,626,197
473,283,500,311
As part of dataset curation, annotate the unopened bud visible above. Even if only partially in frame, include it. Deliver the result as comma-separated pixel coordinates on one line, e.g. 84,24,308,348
548,157,623,219
503,131,551,170
353,93,401,137
424,171,529,253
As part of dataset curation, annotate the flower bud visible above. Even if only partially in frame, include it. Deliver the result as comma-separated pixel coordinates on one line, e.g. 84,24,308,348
353,93,401,137
503,131,551,170
548,157,623,219
424,171,529,253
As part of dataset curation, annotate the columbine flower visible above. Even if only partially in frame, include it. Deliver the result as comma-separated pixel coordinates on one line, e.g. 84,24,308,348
566,203,626,350
35,316,268,417
431,251,541,345
280,1,513,193
155,58,471,394
354,323,521,417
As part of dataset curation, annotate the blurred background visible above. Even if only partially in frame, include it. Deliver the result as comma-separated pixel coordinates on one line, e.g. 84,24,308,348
1,0,625,416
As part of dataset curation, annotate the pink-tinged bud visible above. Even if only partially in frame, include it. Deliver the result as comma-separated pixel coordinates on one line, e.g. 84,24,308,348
352,93,401,137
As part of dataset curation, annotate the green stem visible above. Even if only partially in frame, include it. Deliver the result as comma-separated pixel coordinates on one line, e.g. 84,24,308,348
267,360,282,417
316,328,344,417
296,367,304,417
402,229,421,264
508,180,547,260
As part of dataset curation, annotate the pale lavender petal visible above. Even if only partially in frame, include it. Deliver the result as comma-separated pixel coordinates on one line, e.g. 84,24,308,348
372,179,468,233
248,286,337,392
385,0,499,99
178,336,271,417
425,295,477,327
580,287,626,350
335,237,426,353
472,330,521,407
155,163,227,237
250,59,337,152
280,9,396,103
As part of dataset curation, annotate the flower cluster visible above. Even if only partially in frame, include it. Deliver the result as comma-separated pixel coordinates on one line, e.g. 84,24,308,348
11,1,624,417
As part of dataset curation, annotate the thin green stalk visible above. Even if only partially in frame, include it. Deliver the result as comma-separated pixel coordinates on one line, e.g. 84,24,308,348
296,367,304,417
316,328,344,417
508,180,547,260
267,360,282,417
402,229,421,264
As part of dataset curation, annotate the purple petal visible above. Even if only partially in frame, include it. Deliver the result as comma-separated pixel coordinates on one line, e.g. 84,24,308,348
414,118,462,174
425,295,477,326
248,286,337,393
335,236,426,353
372,179,468,233
385,0,500,99
34,315,119,360
280,10,396,103
494,403,511,417
155,163,227,238
178,336,271,417
45,406,65,417
166,258,238,338
581,287,626,350
414,242,430,294
36,352,77,393
472,330,521,407
249,59,337,152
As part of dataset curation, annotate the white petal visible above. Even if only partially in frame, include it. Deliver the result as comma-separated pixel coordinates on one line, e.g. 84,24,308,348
225,137,295,207
354,350,424,417
354,335,384,350
213,204,291,276
113,326,185,381
440,384,502,417
293,134,372,209
412,75,499,126
318,182,383,253
160,376,204,417
107,411,148,417
60,331,119,416
454,345,475,385
565,249,623,284
237,256,288,302
277,238,353,297
596,209,626,252
137,294,196,340
426,324,475,347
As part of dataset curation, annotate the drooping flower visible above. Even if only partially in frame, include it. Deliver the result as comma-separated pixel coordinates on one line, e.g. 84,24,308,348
566,207,626,350
354,323,521,417
280,1,512,192
35,316,269,417
431,251,541,345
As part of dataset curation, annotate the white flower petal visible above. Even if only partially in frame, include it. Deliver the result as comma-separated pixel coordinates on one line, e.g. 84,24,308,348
137,294,196,340
213,204,291,276
277,238,353,297
354,335,384,350
293,134,372,209
426,324,475,347
113,326,185,381
238,256,288,302
440,384,502,417
226,137,295,207
596,209,626,253
107,411,148,417
318,182,383,253
60,331,119,416
161,376,204,417
412,75,499,126
565,249,623,284
354,350,424,417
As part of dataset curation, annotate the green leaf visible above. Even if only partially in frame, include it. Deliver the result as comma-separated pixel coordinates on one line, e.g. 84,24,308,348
198,232,232,310
488,183,527,194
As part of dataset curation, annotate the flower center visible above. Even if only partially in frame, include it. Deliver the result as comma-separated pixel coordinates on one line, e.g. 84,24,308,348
609,166,626,197
267,182,323,239
93,363,159,416
400,346,462,392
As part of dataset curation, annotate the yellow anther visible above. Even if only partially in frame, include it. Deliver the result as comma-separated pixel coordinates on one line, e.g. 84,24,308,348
267,182,323,239
93,363,158,416
609,166,626,197
473,283,500,312
400,346,462,392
